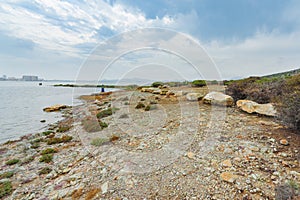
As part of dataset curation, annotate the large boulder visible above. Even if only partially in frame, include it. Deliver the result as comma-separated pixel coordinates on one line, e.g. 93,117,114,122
236,100,276,116
203,92,234,106
186,93,205,101
43,104,68,112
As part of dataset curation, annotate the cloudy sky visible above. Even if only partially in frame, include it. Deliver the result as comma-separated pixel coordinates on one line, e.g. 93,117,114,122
0,0,299,81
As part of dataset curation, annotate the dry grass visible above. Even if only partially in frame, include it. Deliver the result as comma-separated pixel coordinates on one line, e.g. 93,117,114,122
85,188,101,200
72,188,83,200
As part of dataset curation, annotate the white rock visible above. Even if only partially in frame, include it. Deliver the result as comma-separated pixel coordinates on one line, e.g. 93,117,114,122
236,100,276,116
203,92,234,106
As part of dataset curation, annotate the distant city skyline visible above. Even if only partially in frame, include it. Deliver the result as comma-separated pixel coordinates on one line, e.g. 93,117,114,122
0,0,300,80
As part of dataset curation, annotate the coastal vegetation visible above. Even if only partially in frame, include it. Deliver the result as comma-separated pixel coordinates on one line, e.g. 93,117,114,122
6,159,20,165
226,73,300,131
0,181,12,198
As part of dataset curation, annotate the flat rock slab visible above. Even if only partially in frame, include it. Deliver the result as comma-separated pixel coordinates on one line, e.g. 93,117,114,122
236,100,276,117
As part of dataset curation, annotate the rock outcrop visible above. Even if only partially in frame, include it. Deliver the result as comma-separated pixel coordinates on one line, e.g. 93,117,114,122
236,100,276,117
203,92,234,106
186,93,205,101
43,104,68,112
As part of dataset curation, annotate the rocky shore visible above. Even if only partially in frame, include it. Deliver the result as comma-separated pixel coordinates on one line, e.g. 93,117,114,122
0,86,299,199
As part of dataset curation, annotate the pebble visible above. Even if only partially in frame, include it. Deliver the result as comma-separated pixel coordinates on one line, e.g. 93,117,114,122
220,172,237,183
101,182,108,194
221,159,232,167
187,152,195,159
279,139,289,146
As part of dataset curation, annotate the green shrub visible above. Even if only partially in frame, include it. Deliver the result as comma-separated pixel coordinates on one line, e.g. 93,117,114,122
30,142,40,149
6,159,20,166
91,138,109,146
41,148,57,155
0,171,14,179
47,135,72,145
0,181,12,198
135,102,145,109
191,80,206,87
96,108,118,119
21,156,34,165
99,121,108,129
42,131,54,136
39,154,53,163
38,167,52,175
151,82,164,88
57,125,71,133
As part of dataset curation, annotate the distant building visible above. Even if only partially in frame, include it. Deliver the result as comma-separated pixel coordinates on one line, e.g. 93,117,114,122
22,75,39,81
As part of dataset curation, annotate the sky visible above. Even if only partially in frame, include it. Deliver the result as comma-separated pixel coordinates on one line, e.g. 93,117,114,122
0,0,300,81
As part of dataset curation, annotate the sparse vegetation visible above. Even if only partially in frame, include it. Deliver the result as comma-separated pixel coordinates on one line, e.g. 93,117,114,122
91,137,109,146
191,80,206,87
41,148,57,155
38,167,52,175
21,156,34,165
57,125,72,133
39,154,53,163
85,188,100,200
226,73,300,132
151,82,164,88
47,135,73,145
96,108,119,119
0,181,12,198
135,102,145,109
0,171,14,179
82,117,108,132
6,159,20,165
42,131,54,136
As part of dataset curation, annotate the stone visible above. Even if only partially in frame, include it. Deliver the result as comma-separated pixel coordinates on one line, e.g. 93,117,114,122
152,89,161,94
40,120,46,123
279,139,289,146
221,159,232,167
220,172,237,183
101,182,108,194
203,92,234,106
186,93,205,101
174,91,184,97
141,87,156,93
236,100,276,117
43,104,68,112
187,152,195,159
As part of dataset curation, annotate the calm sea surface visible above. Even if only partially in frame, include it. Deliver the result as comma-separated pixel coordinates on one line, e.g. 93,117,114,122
0,81,112,143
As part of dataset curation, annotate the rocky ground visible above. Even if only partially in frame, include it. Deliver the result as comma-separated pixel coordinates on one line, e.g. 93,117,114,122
0,87,299,200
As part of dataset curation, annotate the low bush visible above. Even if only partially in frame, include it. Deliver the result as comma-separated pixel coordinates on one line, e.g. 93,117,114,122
6,159,20,166
135,102,145,109
38,167,52,175
191,80,206,87
96,108,118,119
39,154,53,163
41,148,57,155
0,181,12,198
151,82,164,88
90,137,109,146
42,131,54,136
57,125,71,133
0,171,14,179
21,156,34,165
47,135,73,145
